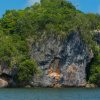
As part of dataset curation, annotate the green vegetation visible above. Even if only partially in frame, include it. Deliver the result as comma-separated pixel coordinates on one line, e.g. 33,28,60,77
18,59,40,82
89,54,100,85
0,0,100,85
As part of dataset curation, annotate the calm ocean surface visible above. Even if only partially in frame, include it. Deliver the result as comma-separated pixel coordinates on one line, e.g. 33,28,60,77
0,88,100,100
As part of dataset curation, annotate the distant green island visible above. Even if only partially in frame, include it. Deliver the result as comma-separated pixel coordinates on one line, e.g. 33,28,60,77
0,0,100,88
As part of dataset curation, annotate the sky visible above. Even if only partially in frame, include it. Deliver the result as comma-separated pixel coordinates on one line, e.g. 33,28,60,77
0,0,100,17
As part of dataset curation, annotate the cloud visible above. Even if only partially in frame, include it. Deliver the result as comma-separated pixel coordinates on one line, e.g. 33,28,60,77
27,0,40,6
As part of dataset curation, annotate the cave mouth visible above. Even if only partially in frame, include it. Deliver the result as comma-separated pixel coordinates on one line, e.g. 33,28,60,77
0,73,12,81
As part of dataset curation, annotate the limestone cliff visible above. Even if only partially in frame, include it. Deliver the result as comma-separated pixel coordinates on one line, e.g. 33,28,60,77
31,32,93,87
0,32,93,87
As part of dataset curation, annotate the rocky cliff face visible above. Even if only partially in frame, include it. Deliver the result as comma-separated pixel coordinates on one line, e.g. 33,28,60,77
31,32,93,87
0,32,93,87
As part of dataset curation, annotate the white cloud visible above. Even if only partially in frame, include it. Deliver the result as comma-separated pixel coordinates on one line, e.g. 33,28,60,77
27,0,40,6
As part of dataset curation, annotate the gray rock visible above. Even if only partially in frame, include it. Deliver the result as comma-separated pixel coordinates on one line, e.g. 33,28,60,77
31,32,93,87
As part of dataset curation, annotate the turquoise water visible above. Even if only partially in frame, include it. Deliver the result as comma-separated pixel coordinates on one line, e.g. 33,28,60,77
0,88,100,100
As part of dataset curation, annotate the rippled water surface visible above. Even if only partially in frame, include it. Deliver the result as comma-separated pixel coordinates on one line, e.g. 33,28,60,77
0,88,100,100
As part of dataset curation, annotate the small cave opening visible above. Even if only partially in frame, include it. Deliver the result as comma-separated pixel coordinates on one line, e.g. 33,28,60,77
0,73,12,81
